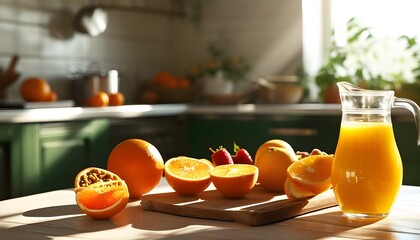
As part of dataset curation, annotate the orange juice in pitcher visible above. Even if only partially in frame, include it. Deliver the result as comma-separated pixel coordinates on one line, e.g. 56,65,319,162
332,82,420,218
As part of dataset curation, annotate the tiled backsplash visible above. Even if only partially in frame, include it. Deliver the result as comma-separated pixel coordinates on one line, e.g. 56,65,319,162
0,0,302,104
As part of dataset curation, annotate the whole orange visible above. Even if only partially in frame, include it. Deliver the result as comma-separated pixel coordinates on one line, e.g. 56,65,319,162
108,92,125,106
255,139,298,165
20,77,52,102
88,91,109,107
255,147,296,192
107,139,164,198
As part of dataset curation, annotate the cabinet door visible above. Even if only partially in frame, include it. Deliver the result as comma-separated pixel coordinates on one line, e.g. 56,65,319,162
0,142,7,200
38,119,109,192
0,124,31,199
0,125,13,200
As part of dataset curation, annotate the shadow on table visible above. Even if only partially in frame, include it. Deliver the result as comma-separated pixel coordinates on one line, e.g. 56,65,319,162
23,204,81,217
2,201,387,239
130,207,387,239
3,204,131,239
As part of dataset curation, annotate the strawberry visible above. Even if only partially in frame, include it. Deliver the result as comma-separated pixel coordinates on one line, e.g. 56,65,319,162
209,146,234,166
232,142,253,165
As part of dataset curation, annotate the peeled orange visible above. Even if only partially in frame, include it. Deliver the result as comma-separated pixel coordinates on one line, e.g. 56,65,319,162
255,139,298,165
107,139,164,198
74,167,129,219
164,156,213,195
209,164,258,198
255,147,296,192
287,154,333,194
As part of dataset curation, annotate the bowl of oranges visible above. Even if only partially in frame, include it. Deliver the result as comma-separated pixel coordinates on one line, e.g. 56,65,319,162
139,71,196,104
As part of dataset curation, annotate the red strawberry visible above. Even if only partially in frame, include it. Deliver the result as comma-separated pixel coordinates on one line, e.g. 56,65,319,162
209,146,234,166
232,142,253,165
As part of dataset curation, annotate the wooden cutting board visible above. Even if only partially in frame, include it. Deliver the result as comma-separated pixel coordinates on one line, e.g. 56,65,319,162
141,185,337,226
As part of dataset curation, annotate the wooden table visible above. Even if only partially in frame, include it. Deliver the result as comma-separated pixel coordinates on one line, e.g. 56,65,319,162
1,179,419,239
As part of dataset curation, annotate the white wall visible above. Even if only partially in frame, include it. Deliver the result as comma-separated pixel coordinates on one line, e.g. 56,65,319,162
0,0,302,104
170,0,302,78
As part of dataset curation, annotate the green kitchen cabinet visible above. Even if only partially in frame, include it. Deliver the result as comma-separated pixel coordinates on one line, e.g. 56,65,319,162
0,119,109,200
0,125,12,200
37,119,110,193
0,124,39,199
0,124,21,200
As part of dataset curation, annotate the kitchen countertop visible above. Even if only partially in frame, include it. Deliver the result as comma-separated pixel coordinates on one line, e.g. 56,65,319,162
0,103,415,123
0,178,419,239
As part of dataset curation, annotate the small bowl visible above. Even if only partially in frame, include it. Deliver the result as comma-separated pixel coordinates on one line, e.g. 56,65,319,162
257,75,303,104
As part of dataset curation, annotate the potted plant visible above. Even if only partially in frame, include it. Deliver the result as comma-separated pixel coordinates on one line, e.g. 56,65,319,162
315,18,420,103
186,43,250,96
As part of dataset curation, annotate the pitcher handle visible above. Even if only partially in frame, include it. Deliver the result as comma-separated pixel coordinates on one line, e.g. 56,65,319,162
393,97,420,146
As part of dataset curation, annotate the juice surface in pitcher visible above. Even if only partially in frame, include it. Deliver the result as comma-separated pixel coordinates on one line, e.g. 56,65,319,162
332,122,403,218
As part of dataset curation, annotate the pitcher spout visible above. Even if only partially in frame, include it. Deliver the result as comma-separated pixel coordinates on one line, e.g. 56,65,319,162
336,81,365,93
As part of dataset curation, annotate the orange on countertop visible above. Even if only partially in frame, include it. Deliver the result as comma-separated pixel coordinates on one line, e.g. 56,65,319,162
107,139,164,198
108,92,125,106
74,167,129,219
87,91,109,107
20,77,52,102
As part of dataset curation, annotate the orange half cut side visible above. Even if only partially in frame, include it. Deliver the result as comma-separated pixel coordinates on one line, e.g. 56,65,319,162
164,156,214,195
209,164,259,198
287,155,333,194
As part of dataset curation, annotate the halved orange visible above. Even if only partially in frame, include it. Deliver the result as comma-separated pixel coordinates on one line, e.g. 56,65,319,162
284,177,316,200
287,154,333,194
75,167,122,188
164,156,214,195
74,167,129,219
209,164,259,198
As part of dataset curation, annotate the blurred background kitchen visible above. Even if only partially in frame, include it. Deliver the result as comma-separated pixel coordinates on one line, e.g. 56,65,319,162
0,0,303,105
1,0,420,104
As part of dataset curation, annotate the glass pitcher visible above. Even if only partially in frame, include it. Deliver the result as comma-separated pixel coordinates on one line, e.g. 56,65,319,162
332,81,420,219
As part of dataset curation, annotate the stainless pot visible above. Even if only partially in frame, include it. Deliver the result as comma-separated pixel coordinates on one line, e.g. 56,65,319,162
75,70,119,105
